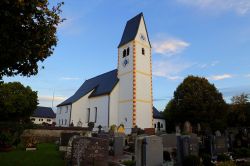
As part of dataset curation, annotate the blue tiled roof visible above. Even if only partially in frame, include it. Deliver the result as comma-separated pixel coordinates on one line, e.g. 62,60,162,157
57,69,119,107
118,13,151,47
32,106,55,118
153,106,165,119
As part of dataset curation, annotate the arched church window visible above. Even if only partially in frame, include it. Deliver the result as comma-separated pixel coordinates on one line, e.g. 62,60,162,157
142,48,145,55
123,49,126,58
127,47,130,56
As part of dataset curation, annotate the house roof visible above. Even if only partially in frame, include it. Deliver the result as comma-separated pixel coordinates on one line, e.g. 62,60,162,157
118,13,151,47
57,69,119,107
153,106,165,119
32,106,56,118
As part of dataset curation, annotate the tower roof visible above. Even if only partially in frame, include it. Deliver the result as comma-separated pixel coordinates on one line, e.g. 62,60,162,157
118,13,150,47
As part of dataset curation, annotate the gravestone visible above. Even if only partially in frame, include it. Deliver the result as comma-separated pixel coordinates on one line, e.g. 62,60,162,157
59,132,80,152
71,137,109,166
177,135,199,165
190,134,199,156
176,125,181,135
135,135,163,166
214,136,228,154
113,136,124,156
65,135,81,160
160,134,177,153
183,121,192,134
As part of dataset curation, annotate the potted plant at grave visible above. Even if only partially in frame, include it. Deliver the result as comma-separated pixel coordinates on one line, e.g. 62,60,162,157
22,136,38,150
110,124,117,133
0,131,13,152
88,122,95,131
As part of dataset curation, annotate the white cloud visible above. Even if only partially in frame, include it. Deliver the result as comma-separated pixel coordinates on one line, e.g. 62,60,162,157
39,95,66,102
245,74,250,78
153,59,192,80
208,74,233,80
60,77,80,80
152,38,190,56
198,60,219,68
177,0,250,15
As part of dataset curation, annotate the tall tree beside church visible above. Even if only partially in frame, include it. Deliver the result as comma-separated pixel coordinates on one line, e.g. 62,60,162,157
0,82,38,121
0,0,64,79
164,76,227,132
228,93,250,127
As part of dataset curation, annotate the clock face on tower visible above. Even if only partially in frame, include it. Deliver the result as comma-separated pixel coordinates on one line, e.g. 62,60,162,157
123,58,129,67
140,34,146,41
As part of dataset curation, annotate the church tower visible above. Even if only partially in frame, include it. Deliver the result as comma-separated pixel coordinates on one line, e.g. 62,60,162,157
117,13,153,130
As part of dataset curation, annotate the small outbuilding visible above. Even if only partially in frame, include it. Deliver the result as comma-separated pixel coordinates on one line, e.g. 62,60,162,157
153,107,166,132
30,106,56,125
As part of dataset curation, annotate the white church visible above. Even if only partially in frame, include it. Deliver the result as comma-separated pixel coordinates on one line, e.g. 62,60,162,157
56,13,166,132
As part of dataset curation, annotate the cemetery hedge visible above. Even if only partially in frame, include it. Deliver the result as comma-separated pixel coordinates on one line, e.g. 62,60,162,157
0,143,65,166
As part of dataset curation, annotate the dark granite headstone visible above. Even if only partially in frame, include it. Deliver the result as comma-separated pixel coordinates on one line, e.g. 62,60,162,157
71,137,109,166
114,136,124,156
214,136,228,154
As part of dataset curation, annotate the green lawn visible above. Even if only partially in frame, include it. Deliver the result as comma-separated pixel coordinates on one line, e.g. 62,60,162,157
0,143,66,166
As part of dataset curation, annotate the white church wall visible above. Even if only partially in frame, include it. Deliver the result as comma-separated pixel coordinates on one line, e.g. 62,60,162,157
134,16,153,129
71,90,109,129
118,101,133,132
136,74,151,100
71,90,94,127
136,102,152,128
118,73,133,101
88,95,109,129
135,17,150,45
109,83,119,126
56,105,71,127
118,42,134,75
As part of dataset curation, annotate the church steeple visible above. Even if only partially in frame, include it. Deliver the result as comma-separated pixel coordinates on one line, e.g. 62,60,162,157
118,13,151,48
117,13,153,130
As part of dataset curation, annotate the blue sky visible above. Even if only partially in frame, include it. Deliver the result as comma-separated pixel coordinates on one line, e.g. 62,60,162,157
3,0,250,111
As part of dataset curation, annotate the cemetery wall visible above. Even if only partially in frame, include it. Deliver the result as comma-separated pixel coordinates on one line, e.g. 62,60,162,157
21,128,87,143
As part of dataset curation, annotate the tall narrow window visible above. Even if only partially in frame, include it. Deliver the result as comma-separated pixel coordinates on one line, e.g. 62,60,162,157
142,48,145,55
62,119,64,125
65,119,67,125
87,108,90,123
94,107,97,123
126,47,130,56
123,49,126,58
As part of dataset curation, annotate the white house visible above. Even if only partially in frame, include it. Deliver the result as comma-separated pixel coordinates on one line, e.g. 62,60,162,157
31,106,56,125
56,13,166,132
153,107,166,132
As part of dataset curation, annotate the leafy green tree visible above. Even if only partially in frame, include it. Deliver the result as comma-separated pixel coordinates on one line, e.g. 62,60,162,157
0,0,64,79
164,76,227,132
228,93,250,127
0,82,38,121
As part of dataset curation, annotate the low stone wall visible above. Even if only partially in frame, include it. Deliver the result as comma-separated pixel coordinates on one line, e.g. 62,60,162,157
21,128,89,143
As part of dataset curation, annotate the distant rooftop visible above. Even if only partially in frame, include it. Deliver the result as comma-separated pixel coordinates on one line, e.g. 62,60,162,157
32,106,56,118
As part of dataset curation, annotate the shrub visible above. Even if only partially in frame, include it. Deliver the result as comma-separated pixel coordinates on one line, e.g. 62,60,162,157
233,148,250,158
217,161,236,166
217,154,230,162
201,154,214,166
183,155,201,166
122,160,136,166
0,131,13,146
